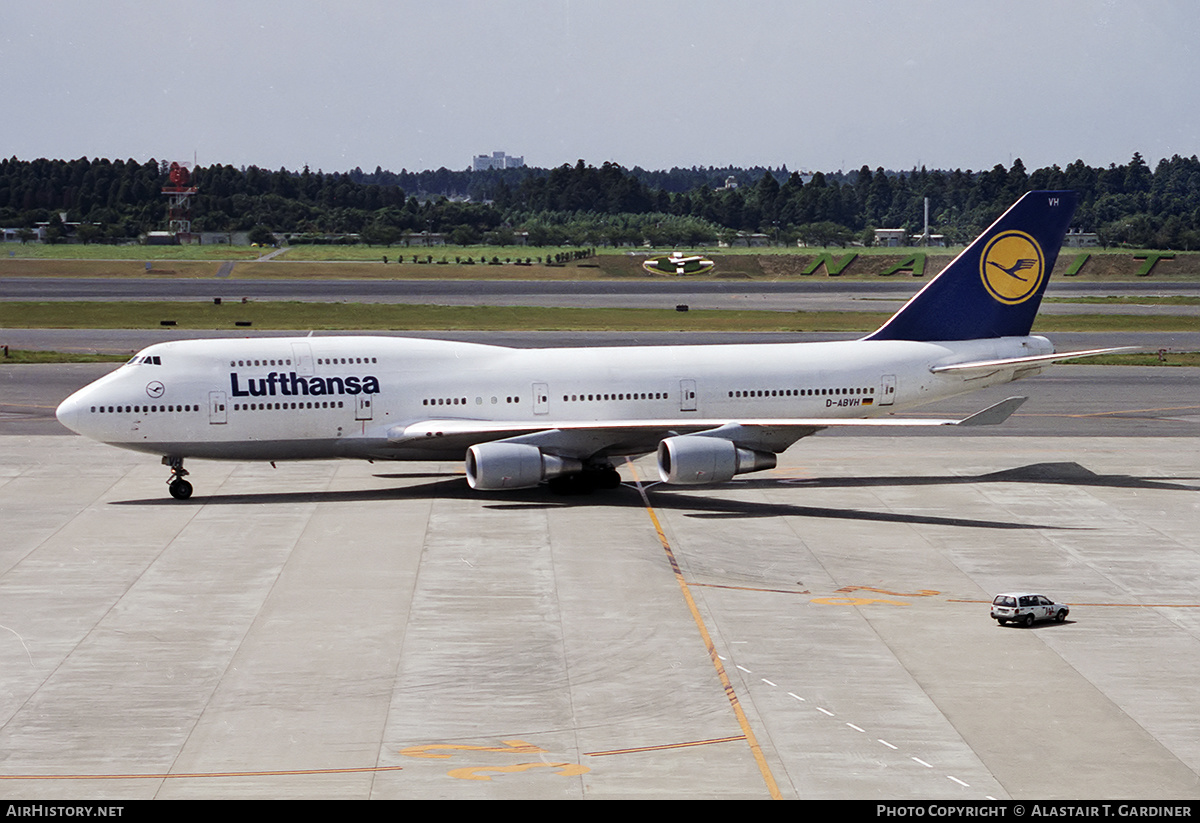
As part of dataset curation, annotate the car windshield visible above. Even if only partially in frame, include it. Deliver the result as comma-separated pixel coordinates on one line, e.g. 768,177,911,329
993,596,1016,607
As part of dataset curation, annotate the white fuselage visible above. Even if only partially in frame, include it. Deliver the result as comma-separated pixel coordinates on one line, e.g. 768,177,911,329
55,333,1053,463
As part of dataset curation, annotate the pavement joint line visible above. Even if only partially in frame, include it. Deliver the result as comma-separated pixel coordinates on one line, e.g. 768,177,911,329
585,736,747,757
625,457,782,800
0,766,406,780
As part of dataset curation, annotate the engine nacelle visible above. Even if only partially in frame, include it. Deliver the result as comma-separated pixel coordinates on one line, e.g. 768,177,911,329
657,436,777,485
466,442,583,490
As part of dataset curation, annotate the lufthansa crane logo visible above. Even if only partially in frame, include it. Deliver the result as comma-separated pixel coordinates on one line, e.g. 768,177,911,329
979,230,1045,304
146,381,165,398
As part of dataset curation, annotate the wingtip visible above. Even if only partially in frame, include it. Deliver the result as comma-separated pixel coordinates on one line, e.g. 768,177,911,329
955,396,1028,427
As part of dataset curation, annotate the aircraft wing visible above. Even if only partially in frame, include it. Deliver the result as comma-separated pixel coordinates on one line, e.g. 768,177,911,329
930,346,1143,374
388,418,823,457
386,396,1027,458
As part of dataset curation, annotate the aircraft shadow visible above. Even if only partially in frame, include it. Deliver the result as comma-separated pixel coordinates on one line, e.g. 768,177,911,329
733,462,1199,494
110,477,471,507
100,460,1189,530
643,488,1066,530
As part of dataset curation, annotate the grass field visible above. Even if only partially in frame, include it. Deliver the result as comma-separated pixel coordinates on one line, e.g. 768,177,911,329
0,348,128,364
2,248,1195,364
6,244,1199,280
1043,295,1200,305
6,255,1200,283
7,243,1194,260
3,244,264,261
1079,351,1200,366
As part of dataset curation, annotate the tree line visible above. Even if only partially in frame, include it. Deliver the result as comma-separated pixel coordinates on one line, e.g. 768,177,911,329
2,153,1199,249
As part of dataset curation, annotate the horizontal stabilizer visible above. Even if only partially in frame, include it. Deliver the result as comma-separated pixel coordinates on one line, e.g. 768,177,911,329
930,346,1144,374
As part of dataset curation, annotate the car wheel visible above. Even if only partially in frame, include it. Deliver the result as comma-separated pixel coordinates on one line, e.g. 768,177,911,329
1023,614,1035,627
1056,610,1067,622
997,619,1007,625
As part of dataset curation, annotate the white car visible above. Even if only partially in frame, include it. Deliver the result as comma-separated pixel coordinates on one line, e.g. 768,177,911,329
990,592,1070,627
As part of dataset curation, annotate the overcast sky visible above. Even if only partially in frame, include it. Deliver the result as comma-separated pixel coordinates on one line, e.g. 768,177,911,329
5,0,1197,175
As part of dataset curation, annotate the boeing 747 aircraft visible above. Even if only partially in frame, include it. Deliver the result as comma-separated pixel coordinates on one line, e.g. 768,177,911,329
56,190,1130,499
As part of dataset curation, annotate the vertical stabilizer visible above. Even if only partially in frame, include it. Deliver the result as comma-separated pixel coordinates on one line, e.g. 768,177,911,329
867,191,1078,341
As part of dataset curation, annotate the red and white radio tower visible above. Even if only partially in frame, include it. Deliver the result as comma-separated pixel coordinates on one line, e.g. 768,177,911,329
162,161,198,240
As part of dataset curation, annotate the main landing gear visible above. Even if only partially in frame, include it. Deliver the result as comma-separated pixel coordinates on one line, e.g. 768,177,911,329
163,456,193,500
547,465,623,495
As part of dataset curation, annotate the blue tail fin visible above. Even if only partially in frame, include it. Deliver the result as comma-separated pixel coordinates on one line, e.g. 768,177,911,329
867,191,1078,341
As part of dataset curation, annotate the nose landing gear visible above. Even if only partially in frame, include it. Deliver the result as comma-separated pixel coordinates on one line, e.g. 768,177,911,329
163,456,193,500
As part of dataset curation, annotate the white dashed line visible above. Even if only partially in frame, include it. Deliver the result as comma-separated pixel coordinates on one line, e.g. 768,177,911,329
721,650,992,797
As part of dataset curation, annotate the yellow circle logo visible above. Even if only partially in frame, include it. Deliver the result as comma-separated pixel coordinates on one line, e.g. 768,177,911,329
980,231,1045,304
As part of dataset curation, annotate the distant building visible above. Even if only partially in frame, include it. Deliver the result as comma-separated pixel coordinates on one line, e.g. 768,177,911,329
873,229,946,247
473,151,525,171
874,228,907,247
1064,229,1099,248
406,231,446,247
720,232,770,248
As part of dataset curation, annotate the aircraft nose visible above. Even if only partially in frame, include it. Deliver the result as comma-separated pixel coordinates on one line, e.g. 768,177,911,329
56,389,89,434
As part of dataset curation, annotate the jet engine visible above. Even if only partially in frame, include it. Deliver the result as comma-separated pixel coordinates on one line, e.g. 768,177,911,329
466,442,583,490
657,435,776,485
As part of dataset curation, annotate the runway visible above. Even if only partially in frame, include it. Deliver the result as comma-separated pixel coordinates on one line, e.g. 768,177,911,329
1,360,1198,798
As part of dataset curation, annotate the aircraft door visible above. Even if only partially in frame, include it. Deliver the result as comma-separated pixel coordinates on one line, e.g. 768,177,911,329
355,394,373,421
680,379,697,412
291,342,314,376
209,391,227,424
880,374,896,406
533,382,549,415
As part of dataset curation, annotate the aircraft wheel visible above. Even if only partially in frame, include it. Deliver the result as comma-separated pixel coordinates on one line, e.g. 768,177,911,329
169,478,193,500
548,474,591,495
594,468,622,489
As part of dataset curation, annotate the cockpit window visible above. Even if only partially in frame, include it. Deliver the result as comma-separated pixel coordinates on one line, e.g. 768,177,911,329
126,355,162,365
